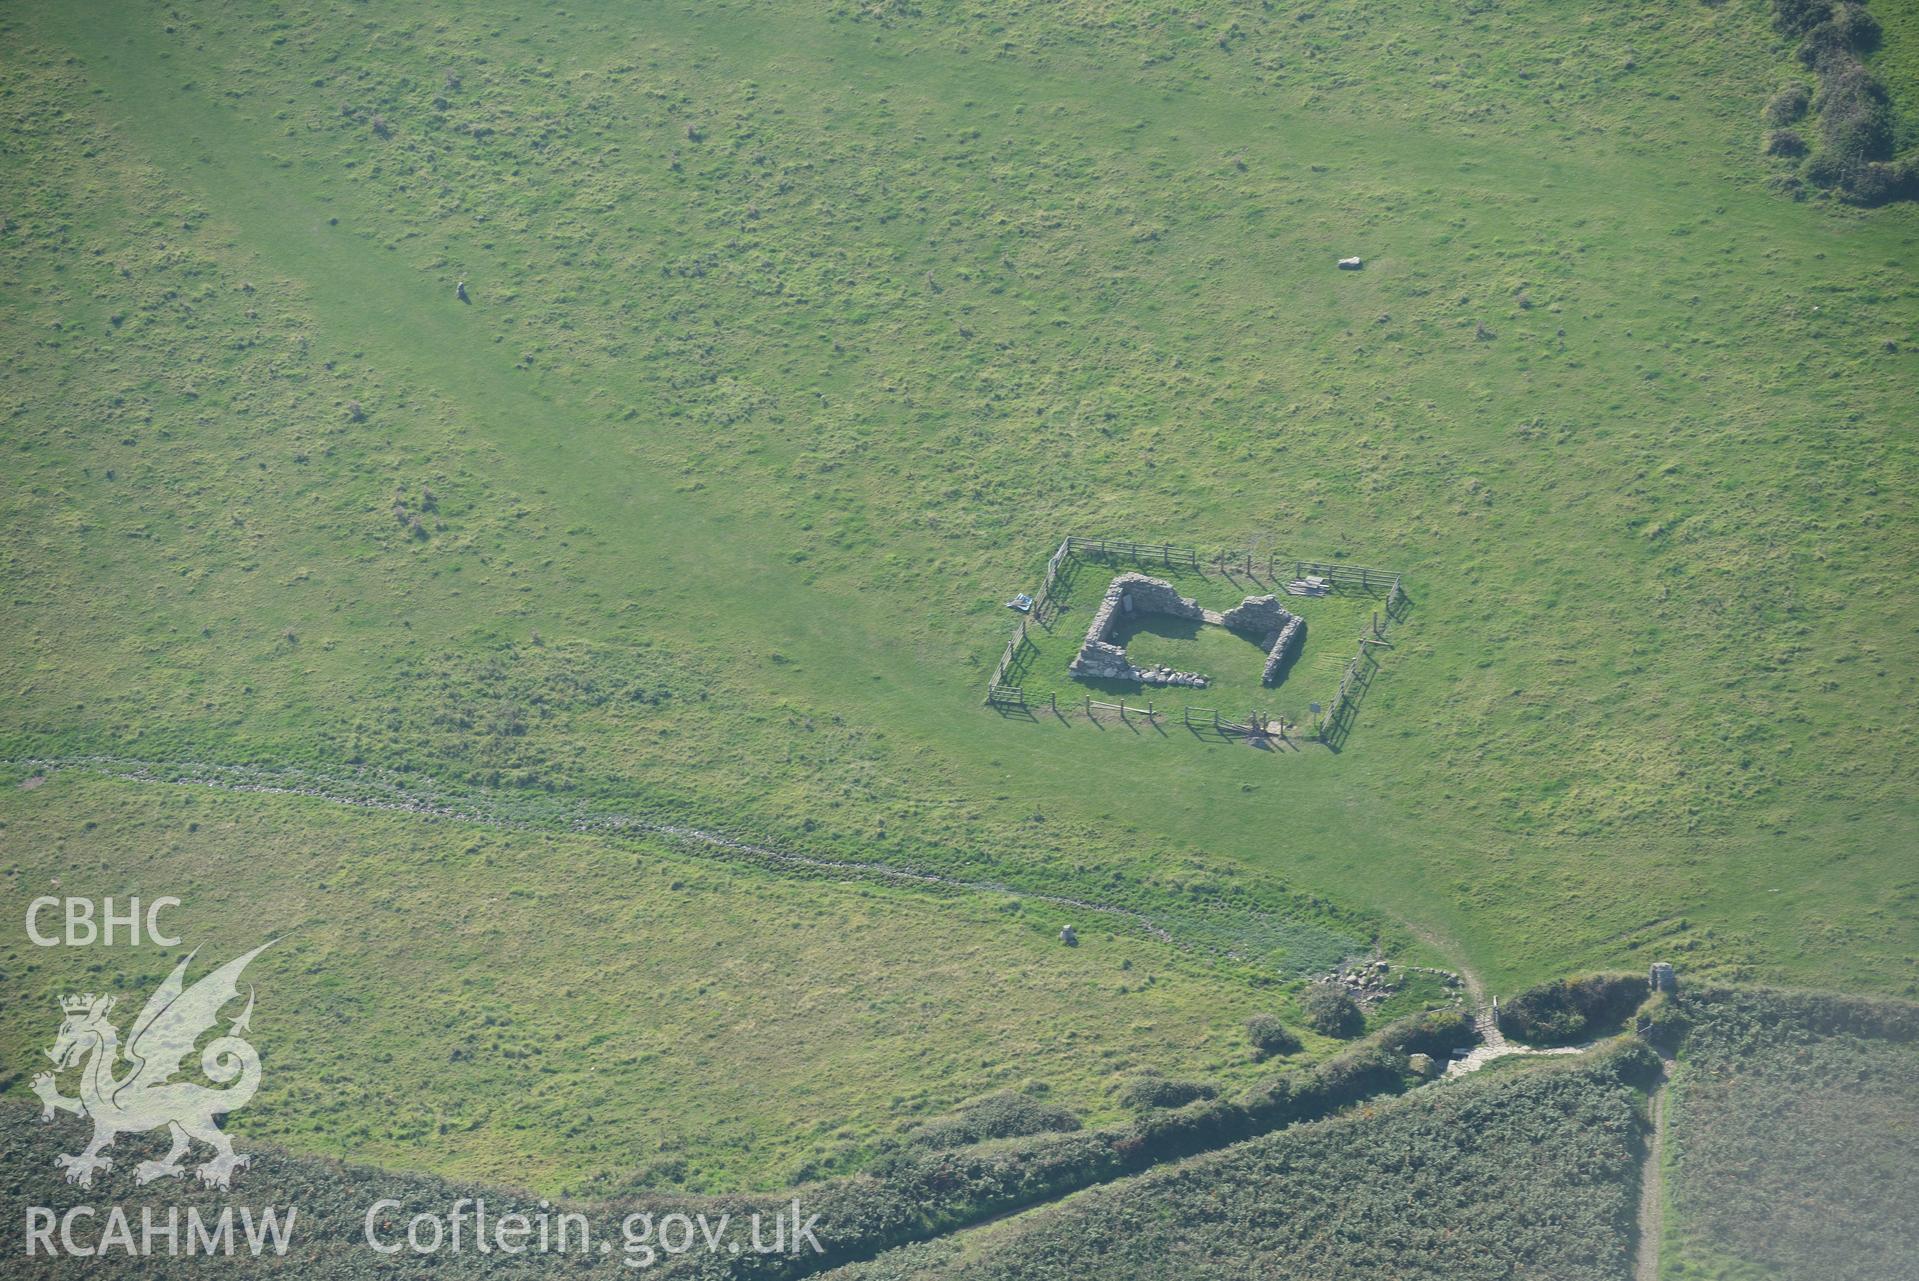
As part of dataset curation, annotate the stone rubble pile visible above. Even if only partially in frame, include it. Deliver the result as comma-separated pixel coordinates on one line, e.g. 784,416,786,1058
1137,666,1209,688
1069,639,1139,682
1316,957,1401,1007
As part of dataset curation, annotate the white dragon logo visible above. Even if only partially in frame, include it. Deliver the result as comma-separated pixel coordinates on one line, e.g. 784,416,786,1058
32,942,273,1190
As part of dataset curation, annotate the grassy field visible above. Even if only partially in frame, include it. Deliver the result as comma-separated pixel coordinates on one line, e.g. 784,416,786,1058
0,772,1400,1196
0,0,1916,1211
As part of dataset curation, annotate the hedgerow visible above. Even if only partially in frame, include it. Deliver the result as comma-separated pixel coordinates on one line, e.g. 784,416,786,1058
664,1009,1474,1277
829,1042,1658,1281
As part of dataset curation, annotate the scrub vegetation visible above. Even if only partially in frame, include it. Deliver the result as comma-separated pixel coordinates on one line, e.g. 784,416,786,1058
1659,986,1919,1281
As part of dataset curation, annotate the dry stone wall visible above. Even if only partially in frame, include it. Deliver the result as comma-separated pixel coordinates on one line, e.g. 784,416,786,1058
1220,594,1306,687
1069,573,1210,687
1068,578,1308,691
1220,594,1292,635
1262,615,1305,685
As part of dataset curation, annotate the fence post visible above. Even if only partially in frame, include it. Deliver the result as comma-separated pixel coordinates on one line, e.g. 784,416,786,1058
1119,699,1128,721
1051,691,1058,715
1085,695,1092,718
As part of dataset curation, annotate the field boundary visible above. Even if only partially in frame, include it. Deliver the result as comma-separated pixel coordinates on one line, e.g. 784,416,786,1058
987,535,1408,749
7,753,1373,980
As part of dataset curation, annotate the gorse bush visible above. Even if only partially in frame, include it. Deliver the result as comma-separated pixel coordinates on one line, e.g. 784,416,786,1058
1244,1012,1301,1059
1771,0,1835,38
1810,61,1893,166
1765,128,1809,156
1763,0,1912,203
1372,1007,1475,1058
1497,973,1648,1046
903,1092,1081,1150
1298,981,1364,1038
1114,1076,1218,1111
1763,81,1812,125
1833,155,1919,204
1796,5,1874,68
1804,2,1881,63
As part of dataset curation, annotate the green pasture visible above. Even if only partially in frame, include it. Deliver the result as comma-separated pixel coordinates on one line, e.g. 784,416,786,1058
1,0,1916,1201
0,774,1392,1195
